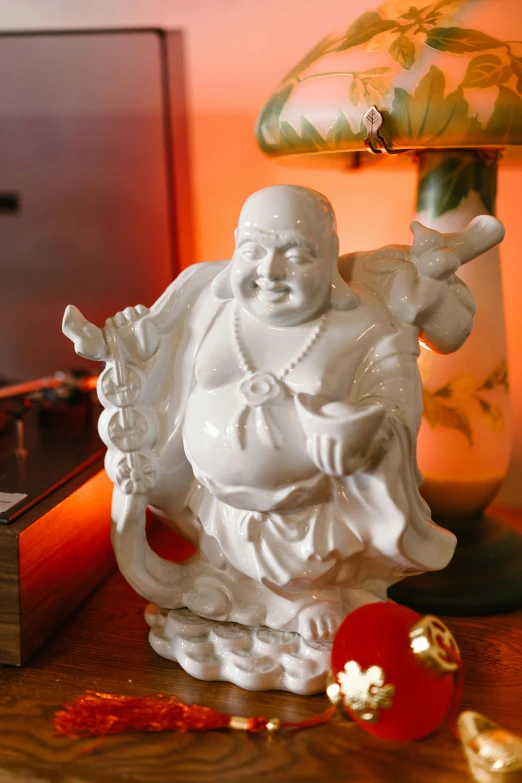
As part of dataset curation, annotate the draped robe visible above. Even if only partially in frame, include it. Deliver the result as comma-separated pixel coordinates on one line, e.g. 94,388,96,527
107,260,457,604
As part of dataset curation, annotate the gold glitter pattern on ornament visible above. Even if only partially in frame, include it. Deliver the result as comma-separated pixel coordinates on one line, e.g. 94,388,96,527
337,661,395,723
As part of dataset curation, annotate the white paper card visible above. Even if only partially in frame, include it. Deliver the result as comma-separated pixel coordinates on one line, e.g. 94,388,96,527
0,492,27,513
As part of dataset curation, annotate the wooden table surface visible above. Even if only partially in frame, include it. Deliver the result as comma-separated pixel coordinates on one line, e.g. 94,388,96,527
1,569,522,783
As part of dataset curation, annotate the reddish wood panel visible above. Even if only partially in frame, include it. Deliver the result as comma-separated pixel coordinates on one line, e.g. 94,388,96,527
0,467,115,666
19,470,115,663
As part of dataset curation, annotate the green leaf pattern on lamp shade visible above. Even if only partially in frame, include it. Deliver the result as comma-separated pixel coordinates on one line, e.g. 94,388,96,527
416,149,497,216
256,0,522,156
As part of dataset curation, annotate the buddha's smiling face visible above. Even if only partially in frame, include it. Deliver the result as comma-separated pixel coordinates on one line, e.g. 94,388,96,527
230,186,338,327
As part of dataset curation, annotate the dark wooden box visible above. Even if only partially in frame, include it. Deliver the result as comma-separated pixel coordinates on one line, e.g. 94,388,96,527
0,403,115,666
0,462,114,666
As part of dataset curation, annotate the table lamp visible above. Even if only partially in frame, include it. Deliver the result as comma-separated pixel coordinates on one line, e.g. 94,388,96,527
256,0,522,615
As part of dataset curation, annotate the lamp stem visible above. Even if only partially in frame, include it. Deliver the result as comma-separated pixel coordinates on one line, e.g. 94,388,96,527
413,149,511,521
389,149,521,616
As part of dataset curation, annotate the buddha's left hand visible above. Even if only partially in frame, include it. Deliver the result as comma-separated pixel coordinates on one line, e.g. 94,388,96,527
306,419,392,477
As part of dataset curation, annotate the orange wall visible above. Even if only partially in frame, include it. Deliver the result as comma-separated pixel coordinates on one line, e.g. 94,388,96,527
2,0,521,504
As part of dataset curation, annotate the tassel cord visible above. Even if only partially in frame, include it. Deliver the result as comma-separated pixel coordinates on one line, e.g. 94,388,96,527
280,705,337,730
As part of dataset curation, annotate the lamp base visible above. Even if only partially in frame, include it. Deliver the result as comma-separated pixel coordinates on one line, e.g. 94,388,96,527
388,507,522,616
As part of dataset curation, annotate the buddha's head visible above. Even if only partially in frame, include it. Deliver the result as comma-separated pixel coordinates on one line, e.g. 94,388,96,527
213,185,357,326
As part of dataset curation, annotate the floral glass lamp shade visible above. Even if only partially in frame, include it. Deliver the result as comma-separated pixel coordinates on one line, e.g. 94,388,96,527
256,0,522,615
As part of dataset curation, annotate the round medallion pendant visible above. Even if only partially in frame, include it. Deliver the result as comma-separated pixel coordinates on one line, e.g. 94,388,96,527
238,372,285,408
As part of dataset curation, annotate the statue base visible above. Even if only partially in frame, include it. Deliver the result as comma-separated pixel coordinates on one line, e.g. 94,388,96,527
145,604,330,695
388,507,522,616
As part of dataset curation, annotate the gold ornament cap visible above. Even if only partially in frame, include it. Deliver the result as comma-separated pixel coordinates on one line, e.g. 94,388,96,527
409,615,460,677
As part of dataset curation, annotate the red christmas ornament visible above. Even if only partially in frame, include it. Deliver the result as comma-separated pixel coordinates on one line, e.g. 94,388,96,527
330,602,462,742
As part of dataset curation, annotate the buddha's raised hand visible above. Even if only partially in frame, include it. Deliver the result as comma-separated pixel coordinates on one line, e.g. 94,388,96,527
63,302,159,363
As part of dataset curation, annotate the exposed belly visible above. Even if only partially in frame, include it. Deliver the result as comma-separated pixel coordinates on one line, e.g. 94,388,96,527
183,382,319,491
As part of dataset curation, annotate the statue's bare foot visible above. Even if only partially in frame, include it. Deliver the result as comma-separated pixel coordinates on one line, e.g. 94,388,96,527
298,602,345,642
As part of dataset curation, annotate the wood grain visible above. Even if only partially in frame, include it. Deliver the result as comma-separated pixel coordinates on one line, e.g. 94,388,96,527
0,467,115,665
19,469,115,663
1,512,522,782
0,534,21,663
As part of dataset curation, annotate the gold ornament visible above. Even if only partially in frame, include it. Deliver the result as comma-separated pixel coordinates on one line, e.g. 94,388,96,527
337,660,395,723
409,615,460,677
458,711,522,782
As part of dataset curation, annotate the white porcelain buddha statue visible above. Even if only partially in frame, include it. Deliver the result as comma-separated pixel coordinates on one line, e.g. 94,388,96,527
63,185,503,694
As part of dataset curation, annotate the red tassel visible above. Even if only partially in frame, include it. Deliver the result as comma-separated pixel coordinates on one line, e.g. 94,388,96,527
55,692,242,737
54,691,335,740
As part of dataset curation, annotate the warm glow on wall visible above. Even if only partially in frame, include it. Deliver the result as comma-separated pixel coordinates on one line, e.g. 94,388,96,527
8,0,520,506
250,0,522,614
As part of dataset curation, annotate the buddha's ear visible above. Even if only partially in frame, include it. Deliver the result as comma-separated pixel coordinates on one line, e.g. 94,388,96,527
329,235,359,310
211,263,234,300
212,229,237,300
